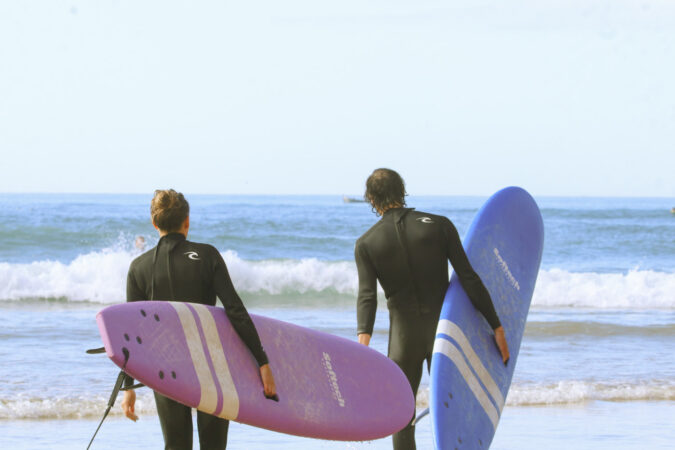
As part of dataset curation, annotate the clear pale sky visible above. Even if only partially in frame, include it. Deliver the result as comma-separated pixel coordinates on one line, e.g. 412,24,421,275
1,0,674,197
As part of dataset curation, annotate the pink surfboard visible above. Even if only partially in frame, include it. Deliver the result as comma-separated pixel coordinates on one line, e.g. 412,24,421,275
96,301,414,441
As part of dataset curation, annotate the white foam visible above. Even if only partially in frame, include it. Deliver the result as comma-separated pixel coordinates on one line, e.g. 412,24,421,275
0,249,362,303
532,268,675,309
505,380,675,406
2,379,672,420
0,391,157,420
222,250,358,295
413,379,675,408
0,249,134,303
0,250,673,309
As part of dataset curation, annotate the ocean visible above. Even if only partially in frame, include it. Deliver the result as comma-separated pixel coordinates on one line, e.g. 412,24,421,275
0,193,673,449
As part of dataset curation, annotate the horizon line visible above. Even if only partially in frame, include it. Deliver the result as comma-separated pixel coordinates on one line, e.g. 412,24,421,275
1,191,673,199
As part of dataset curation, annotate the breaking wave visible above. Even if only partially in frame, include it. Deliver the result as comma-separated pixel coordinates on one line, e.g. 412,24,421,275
0,249,673,309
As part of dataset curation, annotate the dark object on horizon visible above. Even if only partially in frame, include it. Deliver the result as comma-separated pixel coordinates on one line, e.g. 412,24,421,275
343,195,366,204
671,207,675,214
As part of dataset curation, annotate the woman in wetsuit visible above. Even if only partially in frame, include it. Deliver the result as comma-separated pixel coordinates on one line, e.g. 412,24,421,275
121,189,276,450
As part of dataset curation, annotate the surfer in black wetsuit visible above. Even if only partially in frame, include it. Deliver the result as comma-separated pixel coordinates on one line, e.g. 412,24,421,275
121,189,276,450
355,169,509,450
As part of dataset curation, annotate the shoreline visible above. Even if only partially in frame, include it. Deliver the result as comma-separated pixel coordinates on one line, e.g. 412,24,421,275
1,401,673,449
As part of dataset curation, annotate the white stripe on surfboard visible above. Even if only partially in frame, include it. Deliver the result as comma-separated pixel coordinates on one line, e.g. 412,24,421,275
433,337,500,430
436,319,505,411
170,302,219,414
190,303,240,420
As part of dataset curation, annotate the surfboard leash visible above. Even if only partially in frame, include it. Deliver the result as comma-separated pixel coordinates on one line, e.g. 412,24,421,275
86,370,126,450
412,407,429,426
86,347,134,449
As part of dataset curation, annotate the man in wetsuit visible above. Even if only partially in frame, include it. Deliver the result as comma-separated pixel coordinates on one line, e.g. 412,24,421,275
121,189,276,450
355,169,509,450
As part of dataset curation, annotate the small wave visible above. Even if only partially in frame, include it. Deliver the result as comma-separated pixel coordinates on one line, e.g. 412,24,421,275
1,380,672,420
0,249,674,309
505,380,675,406
0,391,158,420
413,379,675,409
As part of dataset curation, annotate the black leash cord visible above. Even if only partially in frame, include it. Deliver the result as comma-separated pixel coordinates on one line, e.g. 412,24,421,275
86,347,131,449
86,370,126,450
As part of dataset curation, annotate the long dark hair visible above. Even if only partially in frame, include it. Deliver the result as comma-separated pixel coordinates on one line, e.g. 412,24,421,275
364,168,407,215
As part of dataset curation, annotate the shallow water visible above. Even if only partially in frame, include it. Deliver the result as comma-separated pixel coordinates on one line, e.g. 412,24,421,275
0,194,673,448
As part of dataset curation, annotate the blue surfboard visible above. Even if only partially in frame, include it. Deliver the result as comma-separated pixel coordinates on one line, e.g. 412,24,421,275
430,186,544,449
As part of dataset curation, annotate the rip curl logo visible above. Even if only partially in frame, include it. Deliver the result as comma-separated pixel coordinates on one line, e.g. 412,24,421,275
184,251,200,261
416,217,434,224
322,352,345,407
493,248,520,291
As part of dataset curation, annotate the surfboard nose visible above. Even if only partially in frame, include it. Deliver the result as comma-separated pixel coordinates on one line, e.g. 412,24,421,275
96,301,206,410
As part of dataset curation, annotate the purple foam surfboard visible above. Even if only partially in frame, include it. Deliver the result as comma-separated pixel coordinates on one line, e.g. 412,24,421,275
96,301,414,441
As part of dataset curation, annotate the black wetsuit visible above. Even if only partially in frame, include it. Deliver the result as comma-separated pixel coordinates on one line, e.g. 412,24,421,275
355,208,500,450
126,233,268,450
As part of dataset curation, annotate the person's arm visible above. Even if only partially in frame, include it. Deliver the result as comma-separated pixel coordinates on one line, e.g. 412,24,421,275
212,249,277,397
355,241,377,346
444,219,509,364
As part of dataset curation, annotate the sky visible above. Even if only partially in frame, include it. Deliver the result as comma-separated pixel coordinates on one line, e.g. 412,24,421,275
1,0,674,197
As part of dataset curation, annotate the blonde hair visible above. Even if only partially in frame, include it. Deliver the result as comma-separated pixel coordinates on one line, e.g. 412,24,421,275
150,189,189,232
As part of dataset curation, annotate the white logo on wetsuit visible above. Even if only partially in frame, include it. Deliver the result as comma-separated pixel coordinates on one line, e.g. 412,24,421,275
416,217,434,224
184,251,200,260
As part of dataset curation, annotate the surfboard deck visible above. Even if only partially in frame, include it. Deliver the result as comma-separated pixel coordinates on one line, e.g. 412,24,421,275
96,301,414,441
430,186,544,449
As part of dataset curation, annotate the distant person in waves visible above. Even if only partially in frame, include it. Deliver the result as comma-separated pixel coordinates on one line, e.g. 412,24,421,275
354,168,510,450
121,189,277,450
134,235,146,251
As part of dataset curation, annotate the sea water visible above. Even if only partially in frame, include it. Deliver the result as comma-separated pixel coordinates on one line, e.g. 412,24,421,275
0,194,673,449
